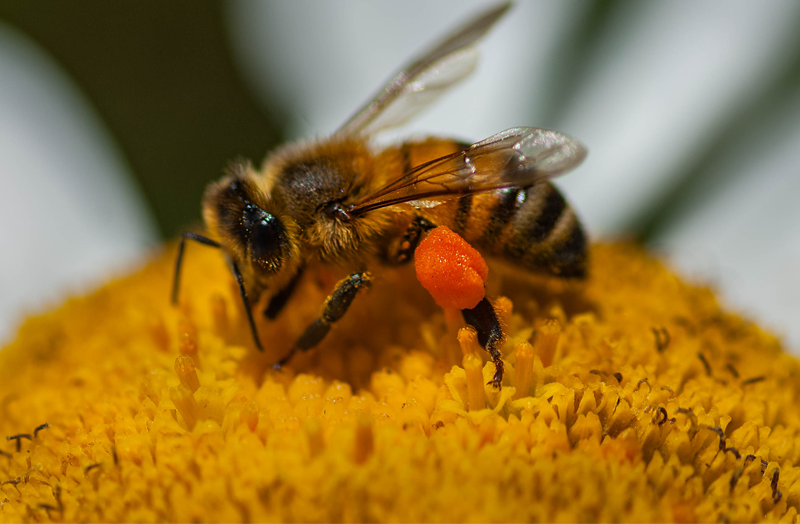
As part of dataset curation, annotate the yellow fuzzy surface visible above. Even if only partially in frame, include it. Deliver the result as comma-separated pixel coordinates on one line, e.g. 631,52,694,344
1,243,799,523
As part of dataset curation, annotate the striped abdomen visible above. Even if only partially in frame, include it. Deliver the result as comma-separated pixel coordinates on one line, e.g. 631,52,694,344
443,183,587,278
377,138,587,278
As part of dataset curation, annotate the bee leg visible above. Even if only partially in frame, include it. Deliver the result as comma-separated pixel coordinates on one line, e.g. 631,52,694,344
229,260,265,352
172,232,265,352
273,271,372,369
171,232,221,304
263,267,304,319
461,297,505,389
384,216,437,265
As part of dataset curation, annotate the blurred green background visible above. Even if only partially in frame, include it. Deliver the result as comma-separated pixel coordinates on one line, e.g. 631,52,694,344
0,0,284,238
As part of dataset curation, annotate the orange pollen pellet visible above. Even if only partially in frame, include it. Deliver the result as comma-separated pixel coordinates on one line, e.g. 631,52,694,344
414,226,488,310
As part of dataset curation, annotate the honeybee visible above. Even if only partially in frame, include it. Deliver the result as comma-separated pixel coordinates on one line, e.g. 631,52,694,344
172,2,587,388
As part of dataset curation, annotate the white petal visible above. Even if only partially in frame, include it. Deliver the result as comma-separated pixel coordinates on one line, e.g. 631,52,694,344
0,23,157,344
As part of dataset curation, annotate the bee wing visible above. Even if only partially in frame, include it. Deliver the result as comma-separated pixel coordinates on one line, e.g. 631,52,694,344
350,127,587,216
336,2,511,137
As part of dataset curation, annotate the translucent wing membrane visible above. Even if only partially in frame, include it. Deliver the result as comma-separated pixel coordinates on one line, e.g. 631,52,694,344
337,2,511,136
350,127,588,216
342,48,480,137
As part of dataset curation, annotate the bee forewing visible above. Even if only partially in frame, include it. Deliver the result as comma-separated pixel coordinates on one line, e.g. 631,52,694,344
350,127,588,215
337,2,511,137
479,127,589,179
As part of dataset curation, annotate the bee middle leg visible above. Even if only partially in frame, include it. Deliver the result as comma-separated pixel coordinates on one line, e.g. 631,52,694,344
263,268,304,319
273,271,372,369
384,216,436,265
462,297,505,389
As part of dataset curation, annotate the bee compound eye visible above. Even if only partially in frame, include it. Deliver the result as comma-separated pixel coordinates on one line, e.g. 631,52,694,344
246,208,287,272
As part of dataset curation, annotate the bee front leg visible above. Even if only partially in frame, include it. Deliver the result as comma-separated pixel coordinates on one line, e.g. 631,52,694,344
229,260,264,352
273,271,372,369
461,297,505,389
172,232,266,352
171,232,221,304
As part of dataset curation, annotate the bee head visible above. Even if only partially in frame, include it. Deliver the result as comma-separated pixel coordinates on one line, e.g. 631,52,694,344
241,197,286,273
203,167,292,275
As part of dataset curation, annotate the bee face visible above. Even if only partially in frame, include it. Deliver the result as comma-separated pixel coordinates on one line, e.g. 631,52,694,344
204,170,292,276
242,201,287,273
202,138,386,293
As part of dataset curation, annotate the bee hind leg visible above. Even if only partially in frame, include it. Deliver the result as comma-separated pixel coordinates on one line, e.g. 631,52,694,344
273,271,372,369
461,297,505,389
